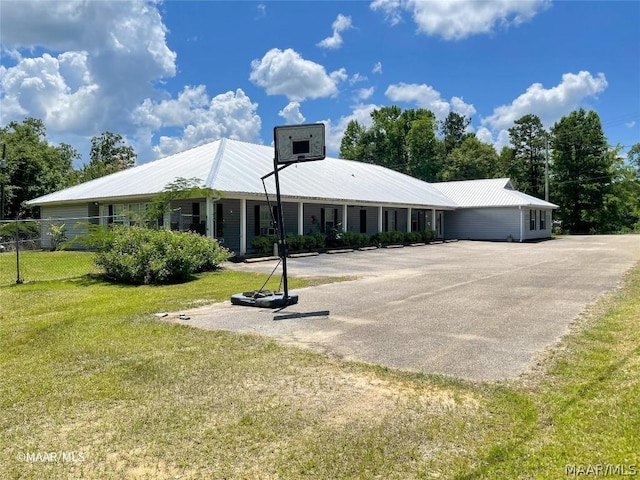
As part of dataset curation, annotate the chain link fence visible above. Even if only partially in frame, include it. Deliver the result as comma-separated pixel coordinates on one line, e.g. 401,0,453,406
0,213,200,286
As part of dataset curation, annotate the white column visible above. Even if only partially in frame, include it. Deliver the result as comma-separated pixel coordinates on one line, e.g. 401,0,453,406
342,204,348,232
519,206,524,243
163,212,172,230
407,207,412,232
431,209,436,232
298,202,304,235
378,206,383,232
206,197,214,236
239,198,247,255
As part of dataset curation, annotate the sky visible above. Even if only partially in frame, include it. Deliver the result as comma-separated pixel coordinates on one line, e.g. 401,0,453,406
0,0,638,167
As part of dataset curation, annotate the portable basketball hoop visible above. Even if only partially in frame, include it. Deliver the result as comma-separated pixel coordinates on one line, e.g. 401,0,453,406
231,123,326,308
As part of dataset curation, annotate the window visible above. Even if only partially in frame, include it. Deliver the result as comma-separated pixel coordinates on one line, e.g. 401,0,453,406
539,210,546,230
530,209,536,230
254,204,276,236
109,203,144,226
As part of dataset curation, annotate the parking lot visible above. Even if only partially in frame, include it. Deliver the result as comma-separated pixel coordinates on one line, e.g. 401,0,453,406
172,235,640,380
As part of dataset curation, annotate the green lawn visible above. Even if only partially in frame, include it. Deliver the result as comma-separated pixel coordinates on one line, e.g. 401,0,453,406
0,250,100,285
1,254,638,479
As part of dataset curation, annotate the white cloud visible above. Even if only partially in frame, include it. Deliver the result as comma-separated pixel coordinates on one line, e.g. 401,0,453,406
317,14,353,49
479,71,607,151
278,102,306,124
626,121,636,128
256,4,266,19
475,126,494,145
134,87,262,158
355,87,375,101
370,0,404,26
0,52,99,132
385,82,476,121
482,71,608,132
372,62,383,74
0,0,177,153
249,48,347,102
349,73,368,85
371,0,549,40
321,103,379,154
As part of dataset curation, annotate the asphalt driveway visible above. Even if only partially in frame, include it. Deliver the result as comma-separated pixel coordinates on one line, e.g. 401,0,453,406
169,235,640,381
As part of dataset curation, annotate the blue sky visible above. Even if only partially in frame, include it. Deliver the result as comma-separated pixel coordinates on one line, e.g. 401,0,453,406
0,0,638,166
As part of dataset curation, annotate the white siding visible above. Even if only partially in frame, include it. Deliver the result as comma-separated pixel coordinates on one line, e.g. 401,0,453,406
444,208,521,241
41,204,90,249
523,208,553,241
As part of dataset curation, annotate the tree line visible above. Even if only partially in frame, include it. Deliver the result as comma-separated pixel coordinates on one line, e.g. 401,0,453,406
340,107,640,234
0,118,136,219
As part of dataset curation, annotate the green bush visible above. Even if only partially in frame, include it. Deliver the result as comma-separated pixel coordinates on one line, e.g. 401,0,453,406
93,226,231,284
251,235,279,255
419,230,437,242
341,231,370,247
404,231,421,243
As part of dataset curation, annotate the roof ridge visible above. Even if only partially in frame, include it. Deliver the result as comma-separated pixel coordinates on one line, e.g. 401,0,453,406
205,138,227,188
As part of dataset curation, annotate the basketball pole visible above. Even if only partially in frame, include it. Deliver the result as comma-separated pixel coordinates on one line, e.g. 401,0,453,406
273,155,289,302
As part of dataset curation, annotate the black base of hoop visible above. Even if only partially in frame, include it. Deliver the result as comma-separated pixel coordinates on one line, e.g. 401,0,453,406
230,290,299,308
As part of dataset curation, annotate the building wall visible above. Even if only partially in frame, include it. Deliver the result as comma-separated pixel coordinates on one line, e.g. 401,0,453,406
522,208,553,241
214,199,241,252
346,206,379,235
444,207,521,241
40,204,90,249
444,207,553,241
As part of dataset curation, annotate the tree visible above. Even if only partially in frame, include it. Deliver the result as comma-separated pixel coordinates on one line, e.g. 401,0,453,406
551,108,612,233
0,118,75,218
508,114,548,198
628,142,640,179
405,110,440,181
440,112,472,156
440,135,500,181
339,106,442,181
80,131,136,181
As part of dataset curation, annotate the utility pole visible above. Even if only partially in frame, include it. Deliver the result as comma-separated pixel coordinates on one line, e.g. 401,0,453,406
545,134,550,202
1,144,6,220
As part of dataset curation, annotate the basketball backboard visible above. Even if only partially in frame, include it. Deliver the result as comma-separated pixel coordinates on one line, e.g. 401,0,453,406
274,123,326,164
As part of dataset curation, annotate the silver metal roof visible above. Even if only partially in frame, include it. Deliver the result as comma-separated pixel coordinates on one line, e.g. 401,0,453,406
28,138,457,209
431,178,558,208
28,138,557,210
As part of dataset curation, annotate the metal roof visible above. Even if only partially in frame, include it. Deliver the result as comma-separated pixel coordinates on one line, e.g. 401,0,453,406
28,138,457,209
431,178,558,208
27,139,558,210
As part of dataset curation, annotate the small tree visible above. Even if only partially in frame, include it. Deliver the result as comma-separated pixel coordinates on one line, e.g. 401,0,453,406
142,177,220,229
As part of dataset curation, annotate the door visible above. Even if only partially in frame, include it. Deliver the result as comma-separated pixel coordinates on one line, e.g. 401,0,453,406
436,211,444,239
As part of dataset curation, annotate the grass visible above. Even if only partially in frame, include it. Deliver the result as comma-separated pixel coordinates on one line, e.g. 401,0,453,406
1,252,638,479
0,250,100,285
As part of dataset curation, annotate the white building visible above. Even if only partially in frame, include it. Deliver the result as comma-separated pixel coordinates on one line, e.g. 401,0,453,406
28,138,557,253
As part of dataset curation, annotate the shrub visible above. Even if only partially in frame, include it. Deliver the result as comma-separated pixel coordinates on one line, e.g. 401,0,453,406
251,235,279,255
286,233,304,251
419,230,437,242
404,231,421,243
93,226,231,284
342,231,370,247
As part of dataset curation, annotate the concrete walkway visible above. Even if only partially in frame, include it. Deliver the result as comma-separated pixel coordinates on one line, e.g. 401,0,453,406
167,235,640,381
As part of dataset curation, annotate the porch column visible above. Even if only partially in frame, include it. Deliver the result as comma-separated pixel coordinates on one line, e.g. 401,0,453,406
519,206,524,243
378,206,383,232
239,198,247,255
163,212,171,230
206,197,214,236
431,209,436,231
298,202,304,235
342,204,348,232
407,207,412,232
